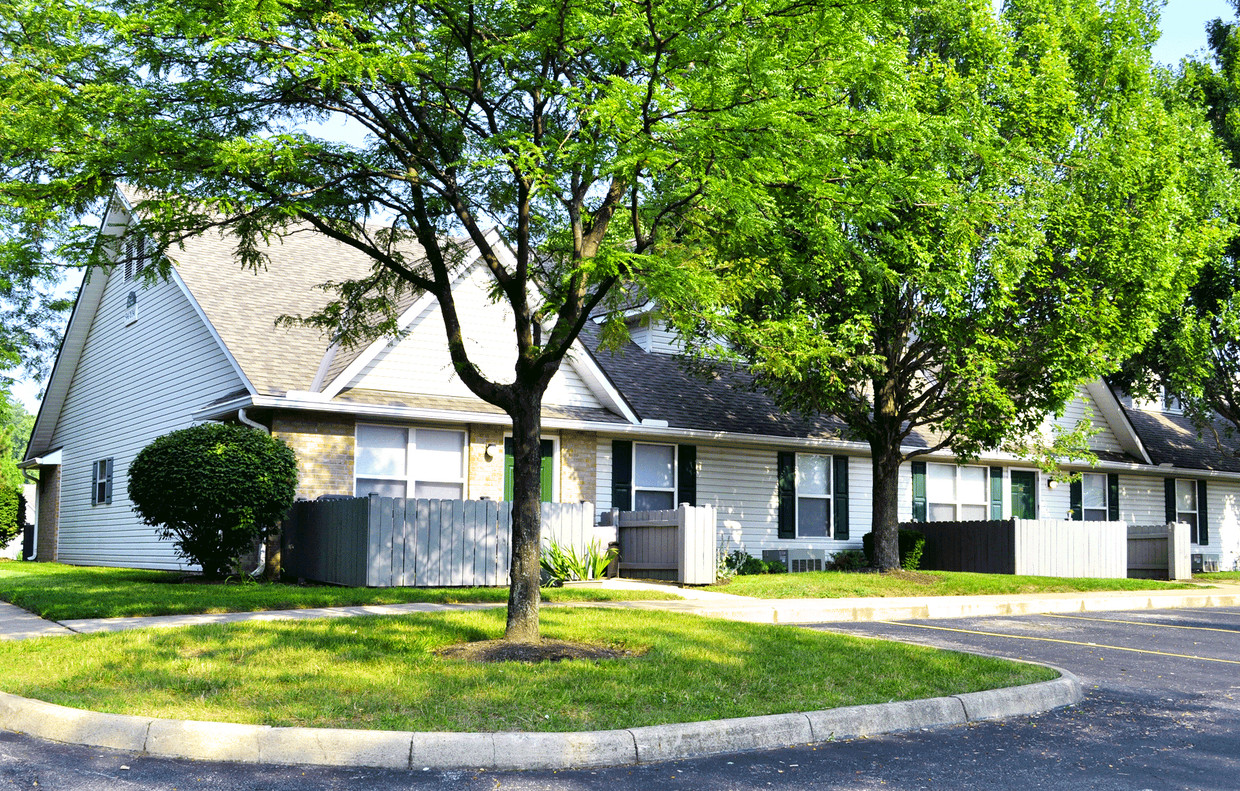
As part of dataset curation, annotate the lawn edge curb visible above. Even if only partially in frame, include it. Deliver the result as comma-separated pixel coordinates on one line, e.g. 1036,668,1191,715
0,669,1081,770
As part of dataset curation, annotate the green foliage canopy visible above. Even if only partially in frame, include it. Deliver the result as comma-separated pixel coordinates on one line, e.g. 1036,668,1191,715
0,0,895,637
670,0,1234,568
1121,0,1240,443
127,423,297,579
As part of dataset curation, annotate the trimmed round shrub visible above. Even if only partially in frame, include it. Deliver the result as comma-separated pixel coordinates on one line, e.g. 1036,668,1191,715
128,423,298,579
829,549,868,571
0,485,21,550
862,528,926,571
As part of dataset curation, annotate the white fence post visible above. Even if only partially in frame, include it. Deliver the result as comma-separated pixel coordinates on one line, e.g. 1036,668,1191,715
676,503,717,585
1168,521,1192,580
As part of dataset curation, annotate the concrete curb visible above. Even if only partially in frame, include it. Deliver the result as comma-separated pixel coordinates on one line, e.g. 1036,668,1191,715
0,670,1082,770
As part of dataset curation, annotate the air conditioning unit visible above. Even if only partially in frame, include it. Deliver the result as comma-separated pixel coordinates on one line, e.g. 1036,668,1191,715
1192,554,1220,573
763,548,827,573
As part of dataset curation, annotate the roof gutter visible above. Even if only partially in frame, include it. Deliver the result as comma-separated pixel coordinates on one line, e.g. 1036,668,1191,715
191,393,1240,481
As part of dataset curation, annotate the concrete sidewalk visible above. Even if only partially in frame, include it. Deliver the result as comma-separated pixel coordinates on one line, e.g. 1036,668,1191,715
37,578,1240,636
0,602,75,640
600,580,1240,624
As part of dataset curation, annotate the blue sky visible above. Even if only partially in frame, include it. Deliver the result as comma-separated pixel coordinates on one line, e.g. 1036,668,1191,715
9,0,1240,412
1152,0,1233,66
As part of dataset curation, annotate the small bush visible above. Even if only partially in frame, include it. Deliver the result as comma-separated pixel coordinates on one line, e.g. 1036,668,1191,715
738,555,767,575
725,549,785,575
715,546,737,584
861,529,926,571
129,423,298,579
830,549,868,571
540,539,617,585
0,485,21,550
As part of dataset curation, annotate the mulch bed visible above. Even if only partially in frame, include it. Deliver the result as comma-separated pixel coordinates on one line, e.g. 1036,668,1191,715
436,638,637,664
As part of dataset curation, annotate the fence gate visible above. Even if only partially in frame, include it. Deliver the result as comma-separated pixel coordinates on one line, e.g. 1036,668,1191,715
601,504,717,584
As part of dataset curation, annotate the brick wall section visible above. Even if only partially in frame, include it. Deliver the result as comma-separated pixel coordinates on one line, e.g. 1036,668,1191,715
272,414,356,500
468,423,505,501
36,466,59,561
560,430,597,504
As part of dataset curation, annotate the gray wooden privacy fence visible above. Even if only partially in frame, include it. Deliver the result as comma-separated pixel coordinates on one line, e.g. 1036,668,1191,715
911,518,1128,578
599,504,717,584
282,496,598,587
1127,522,1192,580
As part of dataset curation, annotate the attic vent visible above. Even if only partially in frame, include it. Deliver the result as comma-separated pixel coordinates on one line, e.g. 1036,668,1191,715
122,234,148,282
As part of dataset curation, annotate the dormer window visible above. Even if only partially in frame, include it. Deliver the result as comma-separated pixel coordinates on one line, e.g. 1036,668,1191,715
1161,388,1183,414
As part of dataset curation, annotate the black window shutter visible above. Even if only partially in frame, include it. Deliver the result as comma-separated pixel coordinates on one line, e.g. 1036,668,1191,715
677,444,697,507
990,467,1003,521
1164,478,1176,524
612,440,632,512
833,456,849,540
1070,477,1082,521
104,458,113,505
1107,474,1119,522
1198,479,1209,545
911,461,927,522
777,452,796,539
90,462,99,505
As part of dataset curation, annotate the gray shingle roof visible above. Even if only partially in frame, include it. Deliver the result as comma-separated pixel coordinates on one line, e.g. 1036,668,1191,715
578,321,926,444
168,227,438,395
1118,402,1240,473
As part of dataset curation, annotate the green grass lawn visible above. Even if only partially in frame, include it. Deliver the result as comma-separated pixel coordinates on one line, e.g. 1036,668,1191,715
707,569,1198,599
0,561,680,620
1196,570,1240,581
0,607,1055,732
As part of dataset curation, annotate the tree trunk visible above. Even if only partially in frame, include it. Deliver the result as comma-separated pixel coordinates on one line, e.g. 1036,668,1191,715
504,395,543,642
869,449,902,571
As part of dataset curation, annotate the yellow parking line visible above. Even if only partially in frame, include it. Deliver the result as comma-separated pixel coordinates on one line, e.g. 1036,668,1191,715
875,621,1240,665
1045,613,1240,634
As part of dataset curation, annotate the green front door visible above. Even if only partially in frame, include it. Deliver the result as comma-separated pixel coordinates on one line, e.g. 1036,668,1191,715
1010,470,1038,520
503,438,555,502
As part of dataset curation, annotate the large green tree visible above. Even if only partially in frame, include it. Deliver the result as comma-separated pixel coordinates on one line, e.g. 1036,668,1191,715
0,0,892,638
0,395,34,489
1120,1,1240,440
670,0,1233,569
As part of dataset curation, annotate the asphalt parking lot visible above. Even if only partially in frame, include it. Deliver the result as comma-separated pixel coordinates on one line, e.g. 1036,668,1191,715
814,605,1240,697
1,607,1237,790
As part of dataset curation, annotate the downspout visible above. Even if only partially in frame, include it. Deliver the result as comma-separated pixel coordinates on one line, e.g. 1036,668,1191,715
237,407,270,435
237,408,270,575
21,469,37,560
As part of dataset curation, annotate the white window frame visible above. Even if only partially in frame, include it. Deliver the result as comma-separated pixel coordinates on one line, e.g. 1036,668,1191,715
926,463,990,522
1175,478,1199,542
502,433,560,502
353,424,468,500
795,452,832,538
632,442,677,511
1081,472,1109,521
